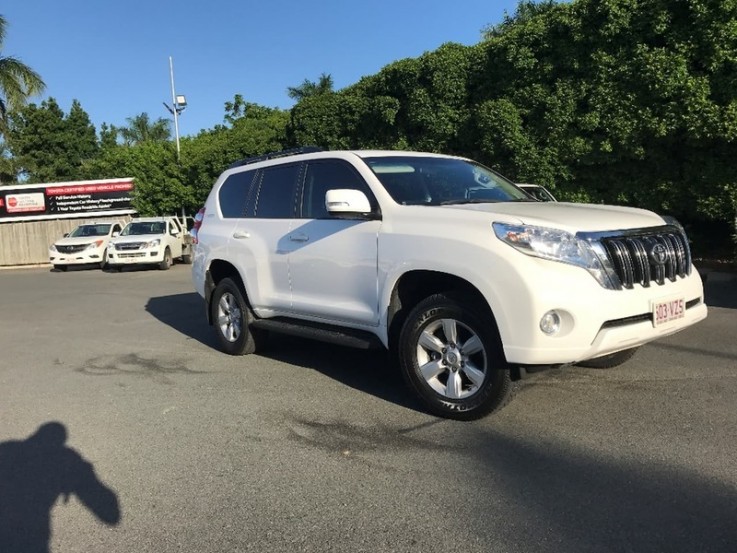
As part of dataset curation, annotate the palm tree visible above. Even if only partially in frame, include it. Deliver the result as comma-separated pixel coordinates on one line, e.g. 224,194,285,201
287,73,334,101
0,14,45,122
119,112,171,145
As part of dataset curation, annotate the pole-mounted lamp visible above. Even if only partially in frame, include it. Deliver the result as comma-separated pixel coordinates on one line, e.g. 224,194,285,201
163,56,187,160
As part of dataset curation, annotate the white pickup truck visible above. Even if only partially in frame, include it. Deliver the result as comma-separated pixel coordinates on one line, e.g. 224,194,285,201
107,216,193,271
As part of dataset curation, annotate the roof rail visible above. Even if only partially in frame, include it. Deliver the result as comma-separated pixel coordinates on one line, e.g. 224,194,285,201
228,146,325,169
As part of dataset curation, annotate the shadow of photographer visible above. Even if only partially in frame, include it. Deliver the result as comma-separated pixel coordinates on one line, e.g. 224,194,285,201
0,422,120,552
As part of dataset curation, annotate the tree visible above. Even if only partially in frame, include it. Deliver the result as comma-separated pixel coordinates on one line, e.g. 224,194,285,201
98,122,119,150
223,93,247,125
0,14,45,124
7,97,98,182
118,112,171,145
64,99,98,166
0,140,16,183
287,73,334,101
183,102,289,206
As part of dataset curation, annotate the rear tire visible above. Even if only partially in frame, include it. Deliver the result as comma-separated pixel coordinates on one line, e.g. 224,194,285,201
577,347,639,369
211,278,266,355
398,293,512,420
181,253,193,264
158,248,172,270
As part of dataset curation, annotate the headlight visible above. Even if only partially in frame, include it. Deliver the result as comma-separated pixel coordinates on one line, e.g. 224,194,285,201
493,222,617,289
85,240,104,250
49,244,58,252
146,238,161,248
108,243,117,250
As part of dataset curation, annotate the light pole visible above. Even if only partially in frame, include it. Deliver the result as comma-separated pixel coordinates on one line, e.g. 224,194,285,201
163,56,187,160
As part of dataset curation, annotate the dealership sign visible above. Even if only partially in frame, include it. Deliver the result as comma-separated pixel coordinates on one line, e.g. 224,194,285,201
0,178,135,222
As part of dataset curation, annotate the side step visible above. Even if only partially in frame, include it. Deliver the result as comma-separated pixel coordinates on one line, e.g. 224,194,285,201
251,317,383,350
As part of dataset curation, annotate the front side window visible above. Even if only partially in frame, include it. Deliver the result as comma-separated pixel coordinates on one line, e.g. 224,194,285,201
254,164,301,218
300,160,375,219
364,156,530,205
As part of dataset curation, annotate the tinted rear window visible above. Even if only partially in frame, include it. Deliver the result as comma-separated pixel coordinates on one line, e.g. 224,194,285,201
254,164,301,218
219,170,256,218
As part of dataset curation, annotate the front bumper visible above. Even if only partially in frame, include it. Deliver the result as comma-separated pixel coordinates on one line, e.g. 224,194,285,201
108,248,165,265
49,249,105,266
486,256,708,366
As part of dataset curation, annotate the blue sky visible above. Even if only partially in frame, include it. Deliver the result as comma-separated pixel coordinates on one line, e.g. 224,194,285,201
3,0,519,138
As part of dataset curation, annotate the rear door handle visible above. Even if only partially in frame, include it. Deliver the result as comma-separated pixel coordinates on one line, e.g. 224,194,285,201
289,233,309,242
233,231,250,239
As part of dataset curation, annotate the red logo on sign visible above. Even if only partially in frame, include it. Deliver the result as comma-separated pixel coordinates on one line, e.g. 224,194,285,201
0,198,4,207
8,197,17,208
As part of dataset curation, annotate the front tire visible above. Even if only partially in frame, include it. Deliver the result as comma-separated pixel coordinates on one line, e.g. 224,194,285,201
99,249,108,270
577,347,639,369
211,278,265,355
398,293,512,420
158,248,172,270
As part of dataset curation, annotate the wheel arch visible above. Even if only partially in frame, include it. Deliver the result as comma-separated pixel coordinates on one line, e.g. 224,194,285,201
386,270,505,359
205,259,249,325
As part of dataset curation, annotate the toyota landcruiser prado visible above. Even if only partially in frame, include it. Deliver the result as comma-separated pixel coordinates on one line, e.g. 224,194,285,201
192,147,707,420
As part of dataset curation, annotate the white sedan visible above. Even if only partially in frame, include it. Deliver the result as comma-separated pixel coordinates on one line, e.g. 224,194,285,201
49,222,124,271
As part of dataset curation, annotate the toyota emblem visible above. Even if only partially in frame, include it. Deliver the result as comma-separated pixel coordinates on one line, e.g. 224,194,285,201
649,243,668,265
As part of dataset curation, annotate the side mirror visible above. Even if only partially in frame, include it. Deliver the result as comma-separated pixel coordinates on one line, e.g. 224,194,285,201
325,189,373,216
112,231,120,237
63,233,69,238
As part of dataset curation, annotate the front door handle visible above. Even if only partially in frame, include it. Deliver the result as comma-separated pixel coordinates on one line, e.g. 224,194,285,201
289,233,309,242
233,231,250,239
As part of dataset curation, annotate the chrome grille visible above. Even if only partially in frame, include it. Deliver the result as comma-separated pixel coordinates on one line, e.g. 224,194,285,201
601,227,691,289
116,242,144,251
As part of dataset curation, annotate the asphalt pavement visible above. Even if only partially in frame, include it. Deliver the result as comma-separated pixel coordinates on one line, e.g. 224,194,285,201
0,264,735,553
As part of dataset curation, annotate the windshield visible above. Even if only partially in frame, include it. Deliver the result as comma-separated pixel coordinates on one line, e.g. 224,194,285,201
364,156,531,205
69,224,111,237
121,221,166,236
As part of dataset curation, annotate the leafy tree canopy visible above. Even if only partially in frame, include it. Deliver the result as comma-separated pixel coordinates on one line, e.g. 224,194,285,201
0,14,45,124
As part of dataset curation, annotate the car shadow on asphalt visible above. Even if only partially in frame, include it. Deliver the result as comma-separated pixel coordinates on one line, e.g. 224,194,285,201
702,271,737,309
259,334,424,414
145,292,423,413
145,292,219,349
145,272,736,417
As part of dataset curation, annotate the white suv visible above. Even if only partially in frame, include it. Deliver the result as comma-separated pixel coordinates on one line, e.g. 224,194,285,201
192,148,707,420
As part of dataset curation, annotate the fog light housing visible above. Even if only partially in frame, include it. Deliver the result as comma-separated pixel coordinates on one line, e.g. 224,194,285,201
540,310,561,335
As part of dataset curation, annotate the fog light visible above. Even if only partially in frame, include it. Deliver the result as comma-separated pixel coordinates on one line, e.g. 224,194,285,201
540,310,561,335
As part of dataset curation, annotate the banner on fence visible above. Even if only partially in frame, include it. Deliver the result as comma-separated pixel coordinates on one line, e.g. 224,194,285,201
0,178,135,222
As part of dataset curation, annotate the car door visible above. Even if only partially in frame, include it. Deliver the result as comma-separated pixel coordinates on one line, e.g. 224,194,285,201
229,163,301,314
167,219,184,257
287,159,381,326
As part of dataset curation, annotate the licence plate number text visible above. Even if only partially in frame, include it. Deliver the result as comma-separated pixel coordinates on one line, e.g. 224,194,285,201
653,298,685,327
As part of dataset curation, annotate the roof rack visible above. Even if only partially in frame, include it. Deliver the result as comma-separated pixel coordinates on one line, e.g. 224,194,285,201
228,146,325,169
